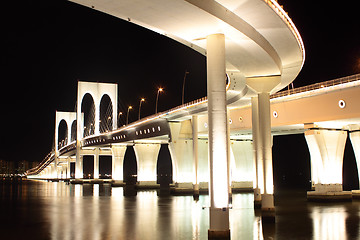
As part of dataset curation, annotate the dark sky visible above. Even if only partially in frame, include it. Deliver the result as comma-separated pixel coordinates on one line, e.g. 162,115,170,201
1,0,359,163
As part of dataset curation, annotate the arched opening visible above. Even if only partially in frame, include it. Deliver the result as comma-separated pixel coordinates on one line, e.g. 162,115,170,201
99,156,112,179
123,146,137,184
343,137,358,190
70,162,75,179
157,144,173,184
58,119,68,148
70,120,77,142
99,94,113,133
81,93,95,137
272,134,311,191
83,155,94,179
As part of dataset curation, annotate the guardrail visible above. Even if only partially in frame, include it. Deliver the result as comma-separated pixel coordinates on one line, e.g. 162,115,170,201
271,73,360,99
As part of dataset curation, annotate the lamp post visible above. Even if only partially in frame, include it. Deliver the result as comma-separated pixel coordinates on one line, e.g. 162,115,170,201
118,112,123,127
182,71,189,105
126,106,132,125
155,87,163,114
138,98,145,120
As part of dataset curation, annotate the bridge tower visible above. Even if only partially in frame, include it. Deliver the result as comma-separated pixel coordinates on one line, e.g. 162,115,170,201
55,111,76,179
75,81,118,179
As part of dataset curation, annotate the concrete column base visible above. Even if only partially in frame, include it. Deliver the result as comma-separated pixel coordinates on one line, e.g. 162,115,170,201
261,194,275,223
307,183,352,201
173,182,194,194
253,188,262,209
137,181,159,189
208,229,230,240
111,180,125,187
352,190,360,199
194,183,200,197
209,207,230,239
70,179,84,184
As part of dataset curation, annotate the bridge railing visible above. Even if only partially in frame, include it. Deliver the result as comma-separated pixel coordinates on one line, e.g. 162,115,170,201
271,73,360,99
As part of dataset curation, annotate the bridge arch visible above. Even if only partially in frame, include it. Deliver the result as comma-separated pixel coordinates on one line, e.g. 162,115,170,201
76,81,118,139
58,120,68,148
81,93,96,137
99,94,113,133
55,111,76,151
70,120,77,142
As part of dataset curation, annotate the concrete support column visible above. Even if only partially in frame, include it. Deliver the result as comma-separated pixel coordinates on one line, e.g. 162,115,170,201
133,143,161,187
305,128,351,200
258,92,275,221
111,145,126,185
75,152,83,179
251,96,262,208
94,147,100,179
192,115,199,196
54,153,59,179
206,33,230,238
247,75,280,221
229,140,255,190
168,121,194,191
66,158,71,179
305,129,347,186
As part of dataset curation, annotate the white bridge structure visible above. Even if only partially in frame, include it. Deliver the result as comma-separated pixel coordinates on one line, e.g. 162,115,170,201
25,0,360,237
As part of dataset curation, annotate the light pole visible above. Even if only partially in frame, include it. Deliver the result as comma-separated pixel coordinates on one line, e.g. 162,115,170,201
138,98,145,120
126,106,132,125
182,70,189,105
118,112,123,127
155,87,163,114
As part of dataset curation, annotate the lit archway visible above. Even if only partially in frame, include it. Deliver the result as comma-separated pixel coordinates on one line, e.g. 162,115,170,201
81,93,95,137
99,94,113,133
57,119,68,148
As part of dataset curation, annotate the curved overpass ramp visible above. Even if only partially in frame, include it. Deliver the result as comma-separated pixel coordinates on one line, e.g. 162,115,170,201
70,0,304,94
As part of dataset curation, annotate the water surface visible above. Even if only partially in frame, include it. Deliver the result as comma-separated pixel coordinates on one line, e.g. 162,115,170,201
1,180,360,239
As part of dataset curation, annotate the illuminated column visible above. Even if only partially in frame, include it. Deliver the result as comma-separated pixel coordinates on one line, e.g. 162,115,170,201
50,163,56,179
133,143,161,186
229,140,255,190
75,152,83,180
350,130,360,187
192,115,199,195
251,96,262,208
94,147,100,179
258,92,275,219
247,76,280,221
305,129,347,187
168,120,194,190
206,33,230,238
111,145,126,185
66,157,71,179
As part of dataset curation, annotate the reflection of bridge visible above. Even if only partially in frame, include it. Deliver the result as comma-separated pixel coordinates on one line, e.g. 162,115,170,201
26,0,360,237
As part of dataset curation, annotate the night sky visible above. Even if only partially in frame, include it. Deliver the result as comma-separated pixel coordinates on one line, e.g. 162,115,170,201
1,0,359,179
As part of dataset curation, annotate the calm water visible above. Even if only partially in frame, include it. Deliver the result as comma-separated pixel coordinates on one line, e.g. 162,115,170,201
1,180,360,240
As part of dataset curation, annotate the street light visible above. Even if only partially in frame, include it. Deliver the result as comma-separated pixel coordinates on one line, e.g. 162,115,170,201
126,106,132,125
118,112,123,127
138,98,145,120
155,87,163,114
182,70,189,105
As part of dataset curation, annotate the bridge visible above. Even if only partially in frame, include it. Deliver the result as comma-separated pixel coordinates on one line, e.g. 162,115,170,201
24,0,359,238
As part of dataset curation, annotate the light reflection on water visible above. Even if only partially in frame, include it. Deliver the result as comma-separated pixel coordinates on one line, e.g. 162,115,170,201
1,180,360,239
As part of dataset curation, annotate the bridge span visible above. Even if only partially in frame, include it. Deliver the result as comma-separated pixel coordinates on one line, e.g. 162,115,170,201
25,0,353,236
27,74,360,197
